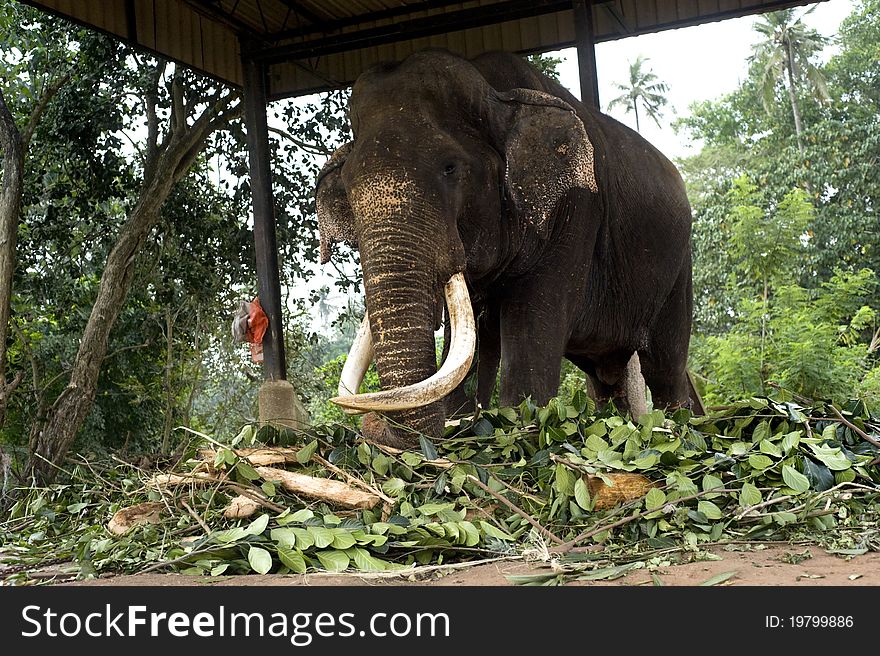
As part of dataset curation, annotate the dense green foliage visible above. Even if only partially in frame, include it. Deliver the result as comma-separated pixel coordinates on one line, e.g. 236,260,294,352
0,0,880,560
527,54,564,81
680,0,880,407
2,391,878,582
0,1,349,471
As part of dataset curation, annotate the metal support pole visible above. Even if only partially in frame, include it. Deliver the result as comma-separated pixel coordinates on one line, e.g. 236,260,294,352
240,48,287,381
573,0,600,109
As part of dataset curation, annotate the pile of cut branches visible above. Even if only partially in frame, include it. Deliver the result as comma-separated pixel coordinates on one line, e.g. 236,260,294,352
2,390,879,585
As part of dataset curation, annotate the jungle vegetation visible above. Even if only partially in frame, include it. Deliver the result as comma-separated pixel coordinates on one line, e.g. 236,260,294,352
0,0,877,489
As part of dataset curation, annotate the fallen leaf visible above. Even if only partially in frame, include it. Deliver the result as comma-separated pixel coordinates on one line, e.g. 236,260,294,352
700,570,737,586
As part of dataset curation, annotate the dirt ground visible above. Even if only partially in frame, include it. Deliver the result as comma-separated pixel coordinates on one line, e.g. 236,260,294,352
56,543,880,587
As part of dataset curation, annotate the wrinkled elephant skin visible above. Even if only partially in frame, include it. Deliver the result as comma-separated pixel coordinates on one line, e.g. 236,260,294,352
315,49,697,447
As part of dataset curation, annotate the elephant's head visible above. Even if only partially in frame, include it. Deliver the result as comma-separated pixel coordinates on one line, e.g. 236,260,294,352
315,51,596,446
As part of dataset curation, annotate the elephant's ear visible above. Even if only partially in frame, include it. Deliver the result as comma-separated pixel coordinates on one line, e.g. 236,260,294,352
315,141,356,264
497,89,597,238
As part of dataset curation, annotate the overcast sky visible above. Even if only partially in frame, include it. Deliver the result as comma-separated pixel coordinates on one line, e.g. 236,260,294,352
551,0,854,160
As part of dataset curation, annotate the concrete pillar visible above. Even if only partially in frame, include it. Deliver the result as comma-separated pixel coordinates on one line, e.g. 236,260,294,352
258,380,309,432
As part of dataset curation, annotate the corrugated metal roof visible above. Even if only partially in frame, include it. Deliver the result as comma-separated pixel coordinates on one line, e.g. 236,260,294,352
20,0,827,99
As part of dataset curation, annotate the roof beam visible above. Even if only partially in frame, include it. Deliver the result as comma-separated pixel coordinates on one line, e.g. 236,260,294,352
268,0,471,41
276,1,325,27
600,1,632,35
252,0,572,62
184,0,265,40
124,0,138,41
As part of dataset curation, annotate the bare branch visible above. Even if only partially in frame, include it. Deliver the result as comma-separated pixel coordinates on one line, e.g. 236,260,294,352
180,500,211,534
267,125,332,156
170,73,186,137
143,61,167,175
103,339,154,362
21,71,72,149
118,129,145,164
467,473,565,545
171,97,242,183
829,405,880,449
187,91,239,144
0,370,23,397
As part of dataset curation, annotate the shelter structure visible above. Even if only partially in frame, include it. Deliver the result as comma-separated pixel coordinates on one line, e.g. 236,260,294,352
18,0,827,424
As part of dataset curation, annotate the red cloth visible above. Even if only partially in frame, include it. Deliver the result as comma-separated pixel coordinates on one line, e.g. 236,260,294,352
245,297,268,363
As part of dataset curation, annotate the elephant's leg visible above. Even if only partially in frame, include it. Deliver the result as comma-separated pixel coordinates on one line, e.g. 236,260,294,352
497,191,599,407
498,288,569,406
639,262,693,411
441,301,503,415
476,303,501,407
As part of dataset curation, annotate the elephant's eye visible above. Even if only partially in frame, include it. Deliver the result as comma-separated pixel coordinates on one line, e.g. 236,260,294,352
443,163,457,176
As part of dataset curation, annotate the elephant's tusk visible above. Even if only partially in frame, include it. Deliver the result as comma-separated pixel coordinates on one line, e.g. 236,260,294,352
336,314,375,414
331,272,476,414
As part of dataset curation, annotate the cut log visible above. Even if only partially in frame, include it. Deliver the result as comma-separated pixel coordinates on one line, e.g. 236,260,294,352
107,501,165,535
586,472,656,510
149,472,215,487
255,466,380,509
143,472,279,514
198,447,300,467
223,494,263,519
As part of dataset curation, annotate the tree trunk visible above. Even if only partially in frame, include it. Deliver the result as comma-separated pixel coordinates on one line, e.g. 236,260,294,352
28,76,239,483
29,181,170,481
0,89,24,429
182,308,204,427
784,37,805,155
161,306,177,454
760,275,769,391
0,73,69,430
633,99,641,133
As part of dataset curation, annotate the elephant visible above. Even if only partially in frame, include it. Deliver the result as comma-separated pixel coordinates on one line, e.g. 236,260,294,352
315,49,700,448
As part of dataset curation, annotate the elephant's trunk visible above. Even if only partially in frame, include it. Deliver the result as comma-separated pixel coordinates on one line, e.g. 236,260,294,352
331,172,472,445
334,273,475,412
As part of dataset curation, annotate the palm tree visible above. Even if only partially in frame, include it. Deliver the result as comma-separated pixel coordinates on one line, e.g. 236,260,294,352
751,6,830,154
607,55,669,132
